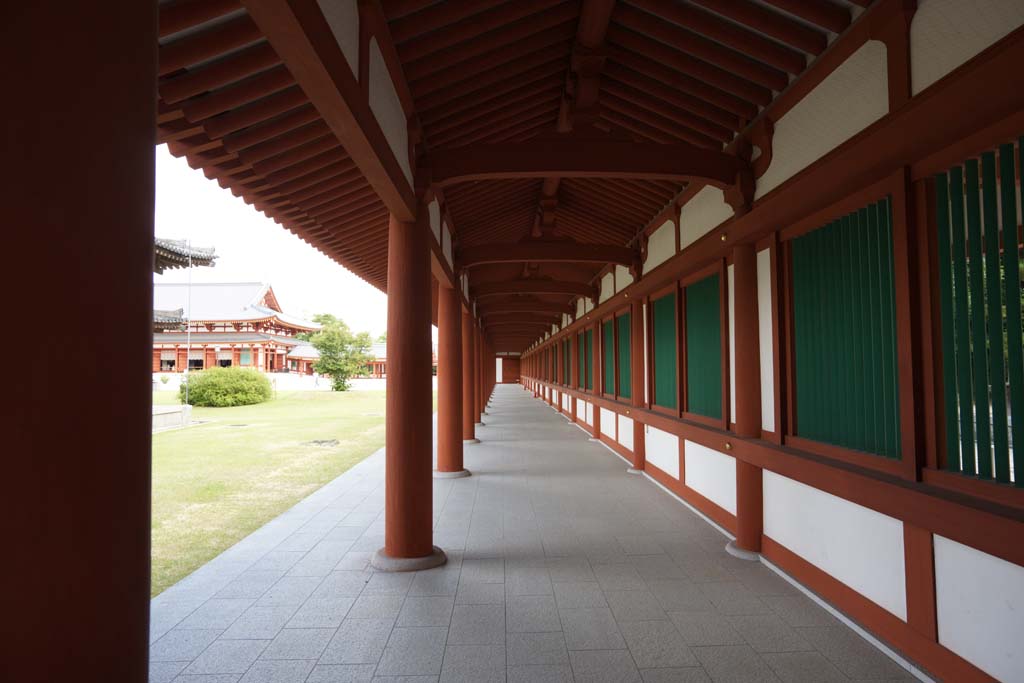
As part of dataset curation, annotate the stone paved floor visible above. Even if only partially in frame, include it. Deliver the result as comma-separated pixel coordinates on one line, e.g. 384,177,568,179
150,384,920,683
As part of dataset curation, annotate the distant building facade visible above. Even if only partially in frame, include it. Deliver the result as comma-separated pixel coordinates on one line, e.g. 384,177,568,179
152,282,319,373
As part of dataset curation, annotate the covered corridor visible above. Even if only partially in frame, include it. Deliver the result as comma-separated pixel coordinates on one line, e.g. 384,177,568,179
149,384,916,682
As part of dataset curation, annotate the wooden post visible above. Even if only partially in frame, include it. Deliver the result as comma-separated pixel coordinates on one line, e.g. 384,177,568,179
436,283,468,477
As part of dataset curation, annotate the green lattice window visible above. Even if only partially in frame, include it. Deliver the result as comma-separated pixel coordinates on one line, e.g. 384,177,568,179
603,320,615,394
652,292,678,409
791,197,900,458
617,313,631,400
685,274,722,419
585,329,594,390
935,141,1024,484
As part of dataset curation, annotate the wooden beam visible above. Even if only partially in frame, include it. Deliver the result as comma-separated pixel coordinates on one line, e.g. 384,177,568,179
472,279,597,298
482,313,563,326
459,241,637,268
424,137,746,187
478,299,575,315
242,0,416,220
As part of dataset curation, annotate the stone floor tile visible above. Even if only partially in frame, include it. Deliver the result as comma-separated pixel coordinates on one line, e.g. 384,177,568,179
692,644,780,682
311,571,371,599
215,571,287,600
396,596,455,628
238,659,314,682
455,582,506,605
336,552,373,572
644,580,712,613
761,596,838,629
616,535,667,556
259,627,333,660
797,627,914,680
255,576,323,607
727,565,798,598
347,593,405,620
629,555,687,581
546,557,595,583
364,571,414,596
553,581,607,609
639,667,712,682
439,644,506,683
667,611,744,647
151,629,222,662
183,639,269,675
506,565,553,596
460,558,505,583
697,582,770,616
150,660,188,683
409,569,460,597
726,615,812,653
605,590,669,622
507,595,562,633
286,597,354,629
448,603,506,644
178,599,254,630
375,626,448,677
304,663,375,682
569,649,642,683
620,620,698,668
221,604,300,640
761,651,848,682
249,551,306,573
508,664,574,682
173,675,242,682
559,607,626,650
319,618,393,665
506,631,570,666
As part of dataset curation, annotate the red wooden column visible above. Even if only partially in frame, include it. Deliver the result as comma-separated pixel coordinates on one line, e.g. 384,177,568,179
729,243,764,560
373,213,446,571
7,3,154,680
462,310,479,443
474,324,485,425
629,299,647,473
436,283,469,478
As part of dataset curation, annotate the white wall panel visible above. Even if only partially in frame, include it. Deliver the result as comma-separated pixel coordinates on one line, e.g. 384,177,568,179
727,264,736,423
614,265,634,292
642,303,649,405
911,0,1024,94
318,0,358,73
617,415,634,450
442,223,452,269
683,441,737,514
763,471,907,620
579,400,591,425
757,249,775,432
643,220,676,274
368,39,412,185
599,273,615,303
680,186,732,250
757,41,888,199
585,402,594,426
428,200,440,243
600,408,616,438
935,535,1024,682
576,298,585,319
646,426,679,479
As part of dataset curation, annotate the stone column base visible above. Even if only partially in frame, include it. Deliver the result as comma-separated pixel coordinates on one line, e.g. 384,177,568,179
725,540,761,561
371,546,447,572
433,469,471,479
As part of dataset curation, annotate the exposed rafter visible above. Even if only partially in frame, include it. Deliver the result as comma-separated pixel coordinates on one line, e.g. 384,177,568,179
477,298,575,316
459,241,638,269
472,279,597,299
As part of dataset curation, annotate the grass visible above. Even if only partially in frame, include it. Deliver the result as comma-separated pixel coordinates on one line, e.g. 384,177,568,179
151,390,387,596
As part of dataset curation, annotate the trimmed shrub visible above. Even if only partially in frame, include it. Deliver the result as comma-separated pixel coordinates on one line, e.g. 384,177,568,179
179,367,272,407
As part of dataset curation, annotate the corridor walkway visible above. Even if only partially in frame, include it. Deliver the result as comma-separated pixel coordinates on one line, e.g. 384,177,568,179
150,384,919,683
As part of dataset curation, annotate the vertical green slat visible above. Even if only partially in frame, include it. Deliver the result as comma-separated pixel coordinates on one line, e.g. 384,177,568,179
578,334,585,389
935,173,962,471
950,167,976,471
886,198,902,458
966,159,993,476
814,225,829,442
844,213,859,450
876,200,896,457
618,314,631,399
586,329,593,390
603,320,615,394
836,217,849,448
1002,142,1024,484
866,203,883,456
981,153,1009,479
652,293,678,409
855,208,870,452
685,275,722,419
793,237,809,438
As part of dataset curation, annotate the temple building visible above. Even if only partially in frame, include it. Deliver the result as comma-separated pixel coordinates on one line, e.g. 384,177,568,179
151,282,319,373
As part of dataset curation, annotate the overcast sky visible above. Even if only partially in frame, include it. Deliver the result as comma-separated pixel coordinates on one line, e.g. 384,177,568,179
153,144,390,337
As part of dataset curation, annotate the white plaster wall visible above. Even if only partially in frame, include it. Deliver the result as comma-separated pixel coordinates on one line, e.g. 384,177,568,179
727,264,736,424
643,220,676,275
552,389,559,405
599,273,615,304
680,186,732,250
757,249,775,432
646,426,679,479
600,408,616,438
757,41,888,199
683,441,737,514
585,401,594,426
576,299,585,319
496,357,503,382
584,298,594,314
462,274,469,301
615,265,634,292
763,471,907,620
911,0,1024,95
428,200,440,243
551,324,558,336
442,223,453,269
618,415,634,451
368,38,412,186
318,0,358,73
563,394,571,412
934,535,1024,682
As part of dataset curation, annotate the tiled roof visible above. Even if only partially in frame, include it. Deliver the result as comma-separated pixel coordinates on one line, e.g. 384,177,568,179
153,282,320,331
154,238,216,274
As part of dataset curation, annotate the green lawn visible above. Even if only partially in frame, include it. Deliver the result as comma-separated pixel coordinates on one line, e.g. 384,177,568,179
151,390,387,596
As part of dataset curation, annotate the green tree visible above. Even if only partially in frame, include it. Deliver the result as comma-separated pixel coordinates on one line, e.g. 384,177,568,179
309,314,374,391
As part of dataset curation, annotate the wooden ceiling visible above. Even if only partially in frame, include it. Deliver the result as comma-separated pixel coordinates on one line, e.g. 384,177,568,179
156,0,873,351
